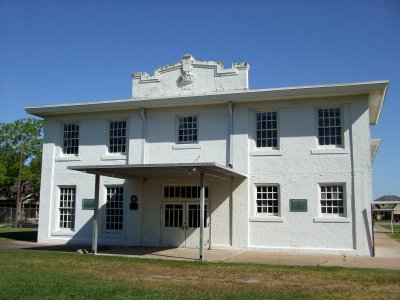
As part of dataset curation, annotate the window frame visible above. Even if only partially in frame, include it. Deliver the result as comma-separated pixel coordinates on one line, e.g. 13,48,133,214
107,120,128,154
57,186,76,231
163,185,209,200
61,122,80,156
318,183,346,217
176,114,199,145
104,185,125,232
316,107,343,148
254,184,280,217
254,111,279,150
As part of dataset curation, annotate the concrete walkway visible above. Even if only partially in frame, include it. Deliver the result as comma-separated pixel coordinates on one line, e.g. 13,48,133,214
1,232,399,270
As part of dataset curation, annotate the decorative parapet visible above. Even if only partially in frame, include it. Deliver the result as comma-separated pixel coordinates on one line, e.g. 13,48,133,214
131,54,250,99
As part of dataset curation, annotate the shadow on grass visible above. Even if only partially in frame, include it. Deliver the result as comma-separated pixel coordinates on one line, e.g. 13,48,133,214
0,229,38,242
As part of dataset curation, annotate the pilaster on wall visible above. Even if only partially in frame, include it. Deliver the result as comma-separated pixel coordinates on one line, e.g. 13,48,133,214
231,178,249,249
350,100,374,256
37,125,57,243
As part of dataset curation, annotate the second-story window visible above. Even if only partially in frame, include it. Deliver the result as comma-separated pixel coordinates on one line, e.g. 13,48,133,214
63,123,79,155
109,121,127,153
318,108,342,146
177,115,197,143
256,112,278,148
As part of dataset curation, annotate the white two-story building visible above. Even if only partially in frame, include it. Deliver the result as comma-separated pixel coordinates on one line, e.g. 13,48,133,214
26,55,388,257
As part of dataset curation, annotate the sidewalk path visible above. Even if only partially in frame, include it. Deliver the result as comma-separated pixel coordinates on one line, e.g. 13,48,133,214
1,232,399,270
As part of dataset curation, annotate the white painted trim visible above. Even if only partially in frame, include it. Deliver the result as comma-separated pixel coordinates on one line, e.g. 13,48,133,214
175,114,199,145
249,150,283,156
313,217,351,223
106,119,129,155
370,138,381,162
101,155,127,161
249,217,285,223
249,109,281,153
311,148,350,155
25,80,389,125
51,231,74,236
60,121,80,157
55,156,82,162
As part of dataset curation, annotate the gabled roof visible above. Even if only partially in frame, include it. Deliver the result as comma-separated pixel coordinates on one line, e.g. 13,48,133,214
25,80,389,125
375,195,400,202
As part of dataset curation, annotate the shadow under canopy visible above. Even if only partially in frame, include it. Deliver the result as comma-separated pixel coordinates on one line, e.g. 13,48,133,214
68,162,246,261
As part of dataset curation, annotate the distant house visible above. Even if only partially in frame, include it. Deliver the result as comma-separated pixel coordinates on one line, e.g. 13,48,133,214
374,195,400,221
26,54,388,256
0,184,39,225
0,183,39,209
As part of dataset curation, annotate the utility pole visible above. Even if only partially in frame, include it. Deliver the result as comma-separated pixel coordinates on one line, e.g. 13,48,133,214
15,144,23,227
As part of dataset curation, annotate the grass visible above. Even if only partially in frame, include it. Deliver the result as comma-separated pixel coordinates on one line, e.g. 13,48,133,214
0,250,399,299
381,224,400,241
377,222,400,242
0,228,37,242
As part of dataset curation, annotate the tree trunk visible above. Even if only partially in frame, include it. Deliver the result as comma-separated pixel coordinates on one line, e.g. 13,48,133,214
15,149,23,227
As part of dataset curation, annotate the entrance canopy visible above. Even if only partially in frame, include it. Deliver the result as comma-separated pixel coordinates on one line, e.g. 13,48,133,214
68,162,246,180
68,162,245,260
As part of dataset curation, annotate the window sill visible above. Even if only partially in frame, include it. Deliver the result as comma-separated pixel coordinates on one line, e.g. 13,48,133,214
101,155,127,161
249,216,285,223
250,150,283,156
311,148,349,155
313,217,351,223
172,144,201,150
51,230,75,236
55,156,82,162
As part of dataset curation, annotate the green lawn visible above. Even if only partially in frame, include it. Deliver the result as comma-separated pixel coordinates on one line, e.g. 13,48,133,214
0,228,37,242
378,223,400,242
381,224,400,241
0,250,399,299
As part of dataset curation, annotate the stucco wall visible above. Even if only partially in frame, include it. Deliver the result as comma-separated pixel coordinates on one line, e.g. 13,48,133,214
37,95,373,255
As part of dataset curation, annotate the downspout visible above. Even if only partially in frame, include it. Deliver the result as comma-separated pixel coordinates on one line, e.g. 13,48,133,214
228,101,233,167
140,108,146,164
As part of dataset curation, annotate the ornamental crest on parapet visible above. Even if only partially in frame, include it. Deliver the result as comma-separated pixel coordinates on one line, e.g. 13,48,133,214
179,54,196,84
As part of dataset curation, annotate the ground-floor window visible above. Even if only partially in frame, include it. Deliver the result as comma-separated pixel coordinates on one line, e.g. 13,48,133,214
256,185,279,216
164,204,183,228
319,184,345,216
187,204,207,228
164,203,208,228
106,186,124,231
59,187,76,230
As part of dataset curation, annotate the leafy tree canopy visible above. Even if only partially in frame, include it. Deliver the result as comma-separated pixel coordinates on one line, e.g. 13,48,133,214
0,118,43,202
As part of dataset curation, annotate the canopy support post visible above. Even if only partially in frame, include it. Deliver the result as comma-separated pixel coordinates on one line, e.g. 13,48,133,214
92,174,100,254
199,172,205,261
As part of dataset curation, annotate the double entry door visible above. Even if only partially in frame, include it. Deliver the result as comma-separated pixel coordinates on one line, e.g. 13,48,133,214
161,201,209,248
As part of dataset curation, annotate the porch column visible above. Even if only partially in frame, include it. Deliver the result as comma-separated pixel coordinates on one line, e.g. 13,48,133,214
199,172,205,261
92,174,100,254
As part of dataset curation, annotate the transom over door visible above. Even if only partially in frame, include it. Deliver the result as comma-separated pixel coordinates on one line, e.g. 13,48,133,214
162,202,209,248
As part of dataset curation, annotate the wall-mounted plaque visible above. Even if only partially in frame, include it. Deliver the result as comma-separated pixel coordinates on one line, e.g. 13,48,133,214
290,199,307,212
82,199,95,210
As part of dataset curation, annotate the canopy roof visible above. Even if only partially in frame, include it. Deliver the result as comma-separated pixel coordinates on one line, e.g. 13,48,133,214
68,162,246,180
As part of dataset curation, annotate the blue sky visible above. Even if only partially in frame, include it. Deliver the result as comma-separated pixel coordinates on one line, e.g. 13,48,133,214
0,0,399,198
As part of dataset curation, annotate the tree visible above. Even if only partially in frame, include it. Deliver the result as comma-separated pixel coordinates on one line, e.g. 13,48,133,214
0,118,43,225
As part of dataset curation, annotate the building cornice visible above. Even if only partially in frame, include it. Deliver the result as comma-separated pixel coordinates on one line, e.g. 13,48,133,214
25,80,389,125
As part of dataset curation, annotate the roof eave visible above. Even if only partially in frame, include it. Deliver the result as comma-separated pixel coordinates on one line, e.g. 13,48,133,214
370,138,381,162
25,81,390,124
